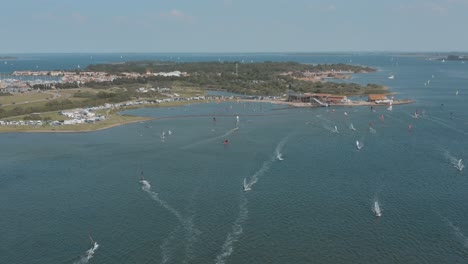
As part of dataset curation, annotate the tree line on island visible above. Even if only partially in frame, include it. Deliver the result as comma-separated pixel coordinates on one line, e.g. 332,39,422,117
14,61,388,120
35,61,385,96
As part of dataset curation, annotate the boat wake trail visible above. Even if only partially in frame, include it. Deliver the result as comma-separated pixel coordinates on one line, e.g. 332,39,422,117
140,180,200,264
275,134,290,161
73,242,99,264
160,226,182,264
443,150,464,171
423,116,468,136
445,218,468,248
141,180,184,222
215,194,248,264
245,134,291,190
181,127,239,149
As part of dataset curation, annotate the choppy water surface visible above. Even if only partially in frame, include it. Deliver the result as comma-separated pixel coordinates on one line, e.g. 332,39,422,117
1,53,468,263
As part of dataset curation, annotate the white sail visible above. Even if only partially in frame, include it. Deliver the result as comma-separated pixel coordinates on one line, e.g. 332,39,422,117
455,159,464,171
243,178,251,192
356,140,363,150
373,201,382,217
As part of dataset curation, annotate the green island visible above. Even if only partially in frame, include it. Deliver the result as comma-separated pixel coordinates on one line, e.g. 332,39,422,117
0,61,394,133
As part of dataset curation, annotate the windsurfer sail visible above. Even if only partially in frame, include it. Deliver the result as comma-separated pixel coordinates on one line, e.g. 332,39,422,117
356,140,363,150
454,159,465,171
373,201,382,217
243,178,251,192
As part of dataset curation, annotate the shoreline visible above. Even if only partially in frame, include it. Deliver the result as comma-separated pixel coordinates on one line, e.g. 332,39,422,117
241,98,414,108
0,97,415,133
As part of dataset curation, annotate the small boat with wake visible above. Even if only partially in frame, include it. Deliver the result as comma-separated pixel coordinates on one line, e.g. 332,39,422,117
243,178,251,192
373,201,382,217
356,140,363,150
454,159,464,171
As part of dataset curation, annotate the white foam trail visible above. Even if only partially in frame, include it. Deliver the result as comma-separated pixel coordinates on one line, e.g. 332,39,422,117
244,159,272,190
73,242,99,264
160,226,182,264
443,150,464,171
275,135,289,161
182,127,239,149
215,194,248,264
140,179,200,264
316,115,333,124
246,134,291,190
422,116,468,136
140,180,184,224
446,218,468,248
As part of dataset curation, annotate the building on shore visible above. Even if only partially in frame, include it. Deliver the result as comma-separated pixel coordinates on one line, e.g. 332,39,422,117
287,92,348,106
368,94,392,104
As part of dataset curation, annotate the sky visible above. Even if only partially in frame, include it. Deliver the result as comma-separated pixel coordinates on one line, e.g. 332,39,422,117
1,0,468,53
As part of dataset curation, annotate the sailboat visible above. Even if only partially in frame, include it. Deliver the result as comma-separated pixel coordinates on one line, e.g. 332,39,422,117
373,201,382,217
356,140,363,150
454,159,464,171
243,178,251,192
456,90,459,96
349,123,356,131
332,125,339,133
442,59,446,63
160,131,166,141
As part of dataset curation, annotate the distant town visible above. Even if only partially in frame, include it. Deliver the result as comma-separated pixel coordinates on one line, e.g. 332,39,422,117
0,61,405,132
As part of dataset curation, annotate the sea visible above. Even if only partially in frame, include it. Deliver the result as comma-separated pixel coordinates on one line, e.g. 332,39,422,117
1,53,468,264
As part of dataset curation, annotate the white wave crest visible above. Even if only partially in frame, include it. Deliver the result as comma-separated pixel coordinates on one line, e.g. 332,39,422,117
140,179,200,263
73,242,99,264
215,194,249,264
446,218,468,248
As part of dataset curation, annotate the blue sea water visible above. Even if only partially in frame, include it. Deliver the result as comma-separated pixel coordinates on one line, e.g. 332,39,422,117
1,53,468,264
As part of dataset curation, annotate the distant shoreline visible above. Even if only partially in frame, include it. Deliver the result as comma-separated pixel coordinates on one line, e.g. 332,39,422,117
0,97,415,133
0,56,17,60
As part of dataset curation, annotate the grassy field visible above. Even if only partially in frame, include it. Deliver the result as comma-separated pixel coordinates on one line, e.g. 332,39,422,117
0,92,51,105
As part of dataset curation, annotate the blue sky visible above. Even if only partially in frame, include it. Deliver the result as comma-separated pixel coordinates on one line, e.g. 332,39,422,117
1,0,468,53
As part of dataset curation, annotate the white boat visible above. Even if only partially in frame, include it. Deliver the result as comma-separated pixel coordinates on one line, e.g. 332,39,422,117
332,125,339,133
243,178,251,192
388,75,395,79
276,153,284,161
349,123,356,131
373,201,382,217
356,140,363,150
456,90,459,96
442,59,446,63
168,130,172,135
454,159,464,171
160,131,166,141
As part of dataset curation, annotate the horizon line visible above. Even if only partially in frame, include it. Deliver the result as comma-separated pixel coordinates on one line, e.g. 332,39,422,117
1,51,468,55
